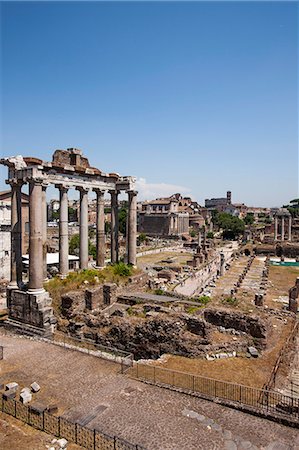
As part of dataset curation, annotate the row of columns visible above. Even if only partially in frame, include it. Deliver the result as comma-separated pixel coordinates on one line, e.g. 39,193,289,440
8,179,137,294
274,216,292,241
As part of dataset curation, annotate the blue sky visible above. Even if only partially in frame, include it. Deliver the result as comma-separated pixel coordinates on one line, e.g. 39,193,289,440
0,1,298,206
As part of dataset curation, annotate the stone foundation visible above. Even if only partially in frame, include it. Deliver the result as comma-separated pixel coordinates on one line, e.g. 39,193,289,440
7,289,56,335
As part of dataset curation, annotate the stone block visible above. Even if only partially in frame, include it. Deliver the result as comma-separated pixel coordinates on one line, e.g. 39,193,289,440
103,283,117,305
3,389,16,399
85,287,102,310
57,438,68,449
248,346,259,358
47,404,58,414
289,297,298,314
30,381,40,393
30,402,47,415
5,382,18,392
20,390,32,404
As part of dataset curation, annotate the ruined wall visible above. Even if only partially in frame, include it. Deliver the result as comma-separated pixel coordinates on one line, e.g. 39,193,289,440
7,289,56,335
204,309,268,340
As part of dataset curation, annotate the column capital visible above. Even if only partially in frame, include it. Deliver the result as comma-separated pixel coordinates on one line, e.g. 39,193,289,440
28,177,45,186
127,190,138,197
76,186,89,194
93,188,105,195
7,178,24,188
55,183,69,192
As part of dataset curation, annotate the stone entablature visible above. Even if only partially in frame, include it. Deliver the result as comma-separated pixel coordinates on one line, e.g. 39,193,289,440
0,148,138,333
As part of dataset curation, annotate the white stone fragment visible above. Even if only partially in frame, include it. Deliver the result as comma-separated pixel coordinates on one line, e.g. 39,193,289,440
31,381,40,393
5,382,18,392
57,438,68,449
20,390,32,404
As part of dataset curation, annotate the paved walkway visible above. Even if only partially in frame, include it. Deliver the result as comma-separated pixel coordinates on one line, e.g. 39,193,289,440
0,331,298,449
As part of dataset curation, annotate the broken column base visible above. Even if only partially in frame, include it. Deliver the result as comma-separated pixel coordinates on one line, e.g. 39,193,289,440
6,289,56,337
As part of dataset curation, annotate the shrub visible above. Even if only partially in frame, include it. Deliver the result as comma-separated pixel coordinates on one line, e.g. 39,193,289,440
193,295,210,305
112,262,133,277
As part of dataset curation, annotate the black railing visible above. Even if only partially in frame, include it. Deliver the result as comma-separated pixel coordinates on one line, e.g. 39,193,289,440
1,396,146,450
130,363,299,424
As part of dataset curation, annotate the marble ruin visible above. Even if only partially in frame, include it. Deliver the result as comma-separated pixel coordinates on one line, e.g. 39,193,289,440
0,148,137,334
274,208,292,242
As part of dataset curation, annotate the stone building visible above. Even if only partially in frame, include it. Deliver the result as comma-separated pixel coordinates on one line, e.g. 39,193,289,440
0,148,137,334
0,190,29,280
205,190,232,210
138,196,189,236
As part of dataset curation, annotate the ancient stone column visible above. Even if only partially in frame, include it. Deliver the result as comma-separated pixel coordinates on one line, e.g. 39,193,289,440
95,189,105,267
77,187,89,270
42,184,48,280
8,180,23,289
288,216,292,242
57,185,69,277
274,216,278,241
110,190,119,264
281,217,285,241
127,190,137,266
28,179,45,293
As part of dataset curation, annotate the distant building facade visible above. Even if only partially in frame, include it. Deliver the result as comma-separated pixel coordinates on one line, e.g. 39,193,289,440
0,190,29,280
138,195,189,236
205,191,232,211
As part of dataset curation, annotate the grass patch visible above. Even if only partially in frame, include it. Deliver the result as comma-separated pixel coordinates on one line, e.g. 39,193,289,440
192,295,211,306
186,306,201,314
154,288,165,296
221,296,239,307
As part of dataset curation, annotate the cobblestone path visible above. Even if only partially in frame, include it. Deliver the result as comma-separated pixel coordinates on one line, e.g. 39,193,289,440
0,332,298,450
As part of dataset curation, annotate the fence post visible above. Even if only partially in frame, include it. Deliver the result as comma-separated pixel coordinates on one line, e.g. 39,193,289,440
94,429,96,450
42,410,45,430
154,366,156,384
14,399,16,417
114,436,117,450
192,375,195,392
136,363,139,378
58,416,61,436
75,423,78,443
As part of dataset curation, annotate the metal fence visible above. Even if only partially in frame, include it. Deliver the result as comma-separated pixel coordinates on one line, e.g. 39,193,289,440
265,320,299,391
130,363,299,423
1,396,146,450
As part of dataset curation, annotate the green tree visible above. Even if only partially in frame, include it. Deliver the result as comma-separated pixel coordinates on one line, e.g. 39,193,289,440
207,231,214,239
118,207,127,236
138,233,147,245
213,212,245,240
244,213,254,225
69,233,96,259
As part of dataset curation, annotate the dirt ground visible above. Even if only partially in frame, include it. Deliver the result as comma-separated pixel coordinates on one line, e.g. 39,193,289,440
266,265,299,308
0,413,81,450
137,251,191,269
